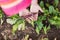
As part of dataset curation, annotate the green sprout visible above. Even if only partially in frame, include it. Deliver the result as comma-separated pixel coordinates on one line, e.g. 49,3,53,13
43,25,50,34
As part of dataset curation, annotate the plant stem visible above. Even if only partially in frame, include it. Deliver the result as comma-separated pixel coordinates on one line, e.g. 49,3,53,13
0,7,7,25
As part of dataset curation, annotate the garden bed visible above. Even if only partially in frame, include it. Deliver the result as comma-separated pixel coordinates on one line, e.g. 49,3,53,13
0,0,60,40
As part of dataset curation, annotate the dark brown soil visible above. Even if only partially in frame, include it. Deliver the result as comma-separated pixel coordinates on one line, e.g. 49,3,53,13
0,22,60,40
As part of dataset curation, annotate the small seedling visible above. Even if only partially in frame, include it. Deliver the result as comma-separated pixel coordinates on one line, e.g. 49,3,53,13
43,25,50,34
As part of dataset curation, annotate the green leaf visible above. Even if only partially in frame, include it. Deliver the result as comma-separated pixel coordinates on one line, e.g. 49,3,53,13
7,18,17,25
36,27,40,34
49,19,56,24
0,10,3,19
12,23,19,34
0,13,2,19
38,22,43,30
49,6,54,14
40,1,44,8
36,21,43,34
12,19,24,34
53,16,57,20
25,35,29,40
43,26,50,34
44,9,49,15
43,38,48,40
18,21,25,30
53,10,57,14
43,26,47,34
0,10,1,12
46,3,50,7
47,25,50,30
54,0,59,7
10,14,19,19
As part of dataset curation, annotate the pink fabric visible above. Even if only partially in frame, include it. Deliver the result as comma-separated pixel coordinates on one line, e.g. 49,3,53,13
1,0,31,16
0,0,15,5
0,0,9,2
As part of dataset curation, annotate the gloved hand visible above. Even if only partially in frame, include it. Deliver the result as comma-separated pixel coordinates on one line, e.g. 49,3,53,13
19,0,43,23
0,0,31,16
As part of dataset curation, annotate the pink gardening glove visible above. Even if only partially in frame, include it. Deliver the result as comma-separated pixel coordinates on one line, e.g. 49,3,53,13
19,0,43,23
29,0,43,21
0,0,16,5
0,0,31,16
